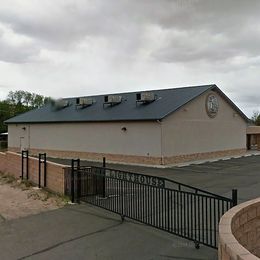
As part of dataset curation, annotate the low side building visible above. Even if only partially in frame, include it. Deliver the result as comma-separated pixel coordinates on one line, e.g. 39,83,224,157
5,84,249,165
0,132,8,151
247,126,260,150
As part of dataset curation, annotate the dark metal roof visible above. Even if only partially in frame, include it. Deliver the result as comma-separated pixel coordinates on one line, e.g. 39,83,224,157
5,84,249,124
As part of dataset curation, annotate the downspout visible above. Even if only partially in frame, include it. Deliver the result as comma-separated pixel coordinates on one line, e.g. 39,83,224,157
28,125,31,150
157,120,164,165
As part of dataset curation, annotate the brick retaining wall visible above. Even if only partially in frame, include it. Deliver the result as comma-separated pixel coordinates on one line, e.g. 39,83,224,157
218,197,260,260
0,151,68,194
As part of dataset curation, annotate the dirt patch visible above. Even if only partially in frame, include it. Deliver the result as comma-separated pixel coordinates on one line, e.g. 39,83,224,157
0,172,68,221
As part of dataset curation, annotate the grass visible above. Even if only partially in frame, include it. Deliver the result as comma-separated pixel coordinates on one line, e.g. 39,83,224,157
0,172,17,185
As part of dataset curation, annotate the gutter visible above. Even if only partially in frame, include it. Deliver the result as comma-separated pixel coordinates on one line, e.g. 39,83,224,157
157,119,164,165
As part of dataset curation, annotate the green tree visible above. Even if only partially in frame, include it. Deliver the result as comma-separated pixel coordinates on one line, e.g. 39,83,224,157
32,94,44,108
24,92,32,106
0,101,12,133
251,111,260,126
6,90,49,108
0,90,51,133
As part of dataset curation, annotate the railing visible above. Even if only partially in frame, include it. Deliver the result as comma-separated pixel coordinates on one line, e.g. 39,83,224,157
65,164,237,249
20,150,47,187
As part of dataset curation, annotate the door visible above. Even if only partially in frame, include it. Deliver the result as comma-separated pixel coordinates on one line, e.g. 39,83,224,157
246,134,251,150
20,137,26,151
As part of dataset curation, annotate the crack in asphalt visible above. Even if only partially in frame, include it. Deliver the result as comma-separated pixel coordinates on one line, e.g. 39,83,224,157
17,222,122,260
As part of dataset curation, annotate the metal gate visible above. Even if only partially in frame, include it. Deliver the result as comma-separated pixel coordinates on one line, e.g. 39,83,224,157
65,164,237,249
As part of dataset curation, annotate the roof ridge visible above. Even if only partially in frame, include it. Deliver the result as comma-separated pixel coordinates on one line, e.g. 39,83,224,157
63,84,215,99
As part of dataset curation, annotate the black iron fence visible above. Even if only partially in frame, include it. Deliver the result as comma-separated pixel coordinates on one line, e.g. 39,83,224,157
65,163,237,249
20,150,47,187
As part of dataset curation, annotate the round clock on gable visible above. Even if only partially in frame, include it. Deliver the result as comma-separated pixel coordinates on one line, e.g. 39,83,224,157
206,94,219,118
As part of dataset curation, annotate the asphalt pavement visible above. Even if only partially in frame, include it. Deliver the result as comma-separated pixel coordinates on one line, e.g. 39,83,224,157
0,204,217,260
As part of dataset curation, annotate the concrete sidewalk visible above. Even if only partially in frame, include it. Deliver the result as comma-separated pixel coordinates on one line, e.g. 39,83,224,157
0,204,217,260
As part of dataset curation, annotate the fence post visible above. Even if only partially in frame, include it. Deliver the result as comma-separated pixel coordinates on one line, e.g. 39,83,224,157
76,159,81,203
121,178,125,222
21,150,29,180
102,157,106,198
71,159,80,203
26,150,29,180
71,159,75,203
38,153,47,188
21,150,24,180
38,153,41,188
232,189,238,207
43,153,47,187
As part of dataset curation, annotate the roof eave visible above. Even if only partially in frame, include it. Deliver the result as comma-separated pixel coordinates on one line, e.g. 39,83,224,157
5,118,160,124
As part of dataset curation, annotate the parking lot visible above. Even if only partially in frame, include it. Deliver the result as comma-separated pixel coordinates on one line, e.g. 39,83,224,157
51,153,260,203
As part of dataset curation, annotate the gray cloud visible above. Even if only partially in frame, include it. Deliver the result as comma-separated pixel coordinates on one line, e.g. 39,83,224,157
0,24,38,63
1,0,260,63
238,95,260,107
0,39,37,63
0,1,144,48
0,0,259,117
152,30,260,63
149,1,260,64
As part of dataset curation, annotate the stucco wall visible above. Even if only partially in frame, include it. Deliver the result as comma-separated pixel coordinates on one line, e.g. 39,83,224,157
161,90,247,157
8,121,162,157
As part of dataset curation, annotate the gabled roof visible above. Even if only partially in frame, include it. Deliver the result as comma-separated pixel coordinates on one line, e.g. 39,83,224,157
5,84,249,124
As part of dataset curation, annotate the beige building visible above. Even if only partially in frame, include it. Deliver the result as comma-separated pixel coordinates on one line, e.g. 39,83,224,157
6,84,250,165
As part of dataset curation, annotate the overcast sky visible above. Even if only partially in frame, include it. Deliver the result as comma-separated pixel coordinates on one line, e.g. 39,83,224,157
0,0,259,117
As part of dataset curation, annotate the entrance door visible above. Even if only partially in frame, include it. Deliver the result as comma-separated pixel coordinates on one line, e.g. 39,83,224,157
246,134,251,150
20,137,26,151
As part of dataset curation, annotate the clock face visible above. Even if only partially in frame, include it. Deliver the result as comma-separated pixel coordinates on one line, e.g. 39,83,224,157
206,94,219,118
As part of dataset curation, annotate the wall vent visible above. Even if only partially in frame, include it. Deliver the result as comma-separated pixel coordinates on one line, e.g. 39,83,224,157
136,92,156,104
104,95,122,106
76,97,94,108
